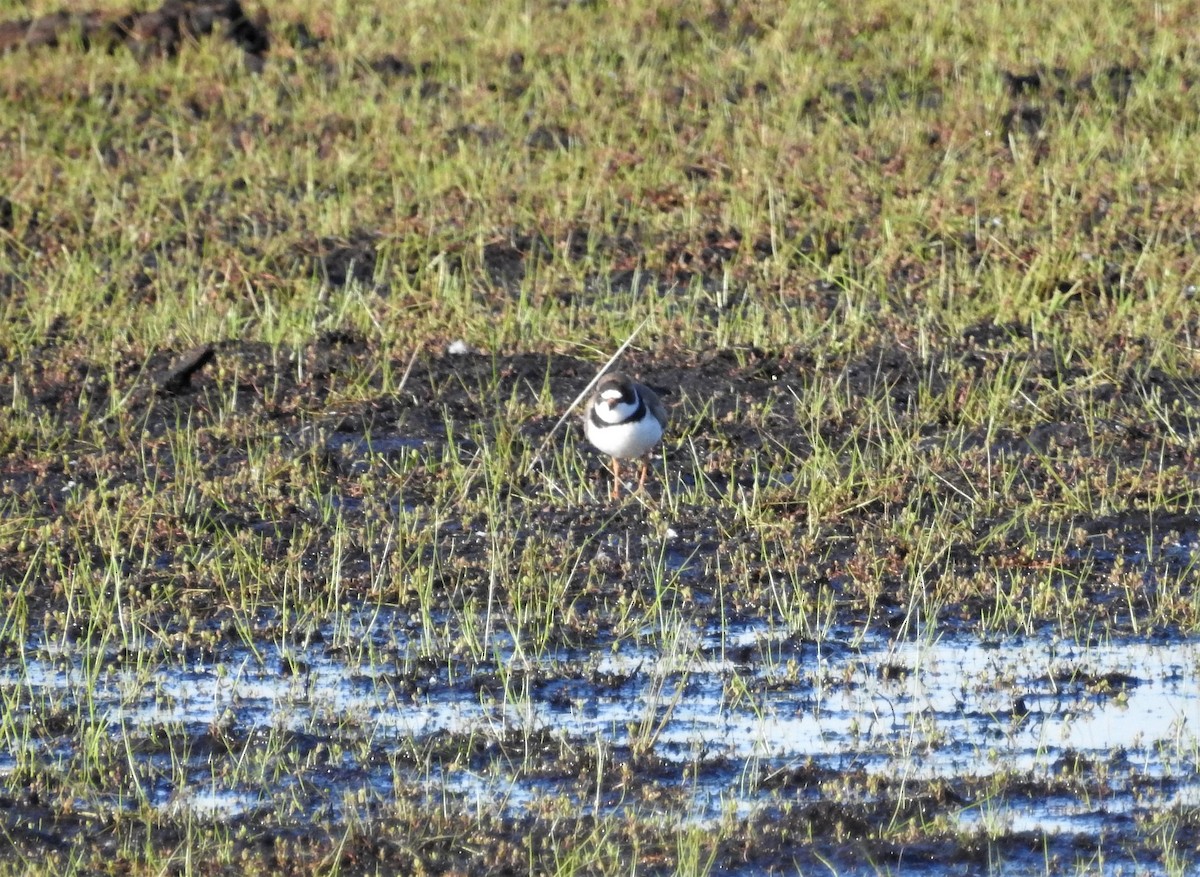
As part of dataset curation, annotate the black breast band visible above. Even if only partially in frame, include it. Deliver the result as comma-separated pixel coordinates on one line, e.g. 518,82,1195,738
590,395,645,430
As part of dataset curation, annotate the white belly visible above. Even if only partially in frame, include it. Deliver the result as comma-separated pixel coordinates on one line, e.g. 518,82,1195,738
586,413,663,459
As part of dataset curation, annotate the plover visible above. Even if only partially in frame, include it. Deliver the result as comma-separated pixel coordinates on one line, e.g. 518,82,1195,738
584,373,667,499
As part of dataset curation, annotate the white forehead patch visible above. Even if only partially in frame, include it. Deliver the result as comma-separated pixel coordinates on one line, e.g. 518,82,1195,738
601,388,624,401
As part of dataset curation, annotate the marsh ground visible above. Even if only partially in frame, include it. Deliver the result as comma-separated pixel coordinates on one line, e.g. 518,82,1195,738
1,0,1199,874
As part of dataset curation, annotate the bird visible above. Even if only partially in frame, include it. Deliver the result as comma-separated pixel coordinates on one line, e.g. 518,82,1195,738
584,373,668,499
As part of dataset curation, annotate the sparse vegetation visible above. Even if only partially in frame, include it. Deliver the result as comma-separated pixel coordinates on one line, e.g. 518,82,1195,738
1,0,1199,874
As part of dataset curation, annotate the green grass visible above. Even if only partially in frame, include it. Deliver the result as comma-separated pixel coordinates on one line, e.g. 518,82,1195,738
2,0,1200,873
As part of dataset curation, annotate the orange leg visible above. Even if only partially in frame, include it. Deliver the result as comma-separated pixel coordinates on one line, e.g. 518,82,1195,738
637,458,649,492
611,457,622,500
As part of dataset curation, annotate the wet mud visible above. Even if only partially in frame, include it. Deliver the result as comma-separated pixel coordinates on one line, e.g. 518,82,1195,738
2,613,1198,875
0,4,1197,873
2,332,1199,874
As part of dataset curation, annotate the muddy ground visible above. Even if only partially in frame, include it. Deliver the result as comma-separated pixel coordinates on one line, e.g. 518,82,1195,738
8,326,1200,623
2,332,1199,874
1,0,1199,873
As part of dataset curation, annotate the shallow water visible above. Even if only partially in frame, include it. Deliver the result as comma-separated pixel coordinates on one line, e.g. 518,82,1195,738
2,614,1197,873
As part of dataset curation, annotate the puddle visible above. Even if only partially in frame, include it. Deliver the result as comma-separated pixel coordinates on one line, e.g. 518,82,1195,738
2,616,1197,871
161,788,268,821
